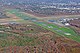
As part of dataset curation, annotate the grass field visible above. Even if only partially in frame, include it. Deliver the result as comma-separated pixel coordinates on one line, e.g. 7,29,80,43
0,23,50,47
6,9,80,42
34,22,80,42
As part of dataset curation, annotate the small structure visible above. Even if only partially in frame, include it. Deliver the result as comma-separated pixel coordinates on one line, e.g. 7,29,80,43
64,23,70,26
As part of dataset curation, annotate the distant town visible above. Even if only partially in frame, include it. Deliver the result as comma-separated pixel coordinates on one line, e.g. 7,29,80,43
0,0,80,16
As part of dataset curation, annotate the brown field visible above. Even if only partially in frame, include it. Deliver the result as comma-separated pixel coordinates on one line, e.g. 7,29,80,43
69,19,80,28
22,11,80,20
0,22,79,53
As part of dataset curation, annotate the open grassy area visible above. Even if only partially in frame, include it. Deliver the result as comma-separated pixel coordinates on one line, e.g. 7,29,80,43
0,23,51,47
0,34,36,47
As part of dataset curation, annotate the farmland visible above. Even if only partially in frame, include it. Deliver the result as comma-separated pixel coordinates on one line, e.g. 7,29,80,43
0,8,79,53
6,9,80,43
0,9,78,53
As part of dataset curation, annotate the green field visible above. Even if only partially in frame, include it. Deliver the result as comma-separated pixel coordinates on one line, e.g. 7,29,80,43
6,9,80,42
34,22,80,42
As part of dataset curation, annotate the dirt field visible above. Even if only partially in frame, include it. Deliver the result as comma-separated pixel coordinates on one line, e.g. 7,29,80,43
0,23,79,53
